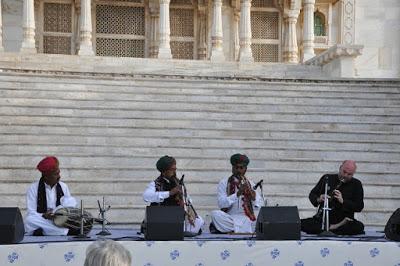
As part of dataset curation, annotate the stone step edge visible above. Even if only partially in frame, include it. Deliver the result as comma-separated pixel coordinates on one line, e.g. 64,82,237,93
1,66,399,85
4,192,400,200
2,179,400,187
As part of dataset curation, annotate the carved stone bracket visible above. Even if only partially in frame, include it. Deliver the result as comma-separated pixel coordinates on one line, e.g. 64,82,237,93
305,44,363,78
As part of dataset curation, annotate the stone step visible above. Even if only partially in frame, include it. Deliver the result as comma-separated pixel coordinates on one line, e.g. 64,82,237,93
1,96,399,113
1,105,400,122
2,181,399,198
1,169,399,186
0,155,399,173
0,134,399,155
0,72,399,93
0,143,398,162
1,85,399,104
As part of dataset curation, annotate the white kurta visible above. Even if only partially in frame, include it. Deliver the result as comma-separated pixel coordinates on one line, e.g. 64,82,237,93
25,181,77,236
211,176,262,233
143,181,204,234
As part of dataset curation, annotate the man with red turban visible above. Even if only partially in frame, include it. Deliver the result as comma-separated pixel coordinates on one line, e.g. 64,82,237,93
24,156,77,236
210,154,263,233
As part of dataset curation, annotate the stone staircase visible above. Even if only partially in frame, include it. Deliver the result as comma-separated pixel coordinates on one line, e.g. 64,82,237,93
0,65,399,229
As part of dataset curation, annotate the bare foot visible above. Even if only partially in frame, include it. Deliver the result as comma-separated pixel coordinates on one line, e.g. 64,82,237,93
330,217,353,230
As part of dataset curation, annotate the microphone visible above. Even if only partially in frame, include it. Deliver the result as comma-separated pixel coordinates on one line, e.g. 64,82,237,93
253,179,263,190
179,174,185,185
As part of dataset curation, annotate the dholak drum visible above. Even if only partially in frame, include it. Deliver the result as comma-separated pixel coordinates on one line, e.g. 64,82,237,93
53,207,93,235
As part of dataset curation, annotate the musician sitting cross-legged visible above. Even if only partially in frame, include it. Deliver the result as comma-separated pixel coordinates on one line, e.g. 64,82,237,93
210,154,262,234
25,156,78,236
142,155,204,235
301,160,365,235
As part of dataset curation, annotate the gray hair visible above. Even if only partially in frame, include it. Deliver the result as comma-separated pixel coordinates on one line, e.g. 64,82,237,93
84,240,131,266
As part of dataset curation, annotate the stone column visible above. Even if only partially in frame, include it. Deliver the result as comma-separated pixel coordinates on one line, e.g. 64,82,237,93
78,0,94,55
20,0,36,53
238,0,253,62
197,8,207,60
210,0,224,61
233,10,240,61
327,3,333,45
302,0,315,61
149,4,159,58
158,0,172,59
283,10,299,63
0,0,4,52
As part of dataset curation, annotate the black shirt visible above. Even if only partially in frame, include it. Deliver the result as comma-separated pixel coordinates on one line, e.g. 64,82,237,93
309,174,364,223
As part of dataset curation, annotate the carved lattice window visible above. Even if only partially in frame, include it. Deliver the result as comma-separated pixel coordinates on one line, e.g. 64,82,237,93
170,4,195,60
42,2,73,54
251,43,279,62
251,0,275,8
251,9,280,62
252,11,279,39
95,2,145,57
314,12,326,36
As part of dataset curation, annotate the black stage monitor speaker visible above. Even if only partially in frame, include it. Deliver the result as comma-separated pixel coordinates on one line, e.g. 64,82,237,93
144,206,185,240
256,206,301,240
0,207,24,244
385,208,400,241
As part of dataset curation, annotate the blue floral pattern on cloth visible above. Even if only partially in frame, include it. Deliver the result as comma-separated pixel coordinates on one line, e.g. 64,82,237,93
220,250,230,260
246,240,256,247
344,260,353,266
143,263,153,266
7,252,19,263
196,240,206,247
297,241,303,245
195,263,204,266
294,261,304,266
38,243,48,249
245,263,254,266
170,250,180,260
347,241,352,245
64,251,74,262
320,248,330,257
145,241,155,247
369,247,379,257
270,248,280,259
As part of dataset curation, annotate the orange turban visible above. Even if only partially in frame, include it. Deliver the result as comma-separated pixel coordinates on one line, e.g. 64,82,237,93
37,156,59,173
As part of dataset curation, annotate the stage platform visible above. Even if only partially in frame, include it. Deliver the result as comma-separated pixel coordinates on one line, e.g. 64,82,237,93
1,229,399,266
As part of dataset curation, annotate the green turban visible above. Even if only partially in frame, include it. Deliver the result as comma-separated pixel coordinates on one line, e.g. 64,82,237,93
230,153,250,166
156,155,176,172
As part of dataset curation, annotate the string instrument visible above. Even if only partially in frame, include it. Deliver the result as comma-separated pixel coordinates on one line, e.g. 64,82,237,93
238,175,256,221
314,178,344,219
170,174,198,226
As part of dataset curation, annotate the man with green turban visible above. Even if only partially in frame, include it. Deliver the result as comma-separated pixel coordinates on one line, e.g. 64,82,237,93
210,154,262,233
143,155,204,235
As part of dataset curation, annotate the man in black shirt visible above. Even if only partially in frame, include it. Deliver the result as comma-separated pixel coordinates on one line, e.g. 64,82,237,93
301,160,365,235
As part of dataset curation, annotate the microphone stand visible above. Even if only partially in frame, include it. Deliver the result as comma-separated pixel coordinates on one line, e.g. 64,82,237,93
73,200,90,239
259,182,267,206
319,177,336,237
96,197,111,236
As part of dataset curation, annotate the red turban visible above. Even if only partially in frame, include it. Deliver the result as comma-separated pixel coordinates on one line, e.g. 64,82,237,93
37,156,59,173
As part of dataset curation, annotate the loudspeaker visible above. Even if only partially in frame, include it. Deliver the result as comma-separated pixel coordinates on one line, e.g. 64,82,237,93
144,206,185,240
385,208,400,241
256,206,301,240
0,207,24,244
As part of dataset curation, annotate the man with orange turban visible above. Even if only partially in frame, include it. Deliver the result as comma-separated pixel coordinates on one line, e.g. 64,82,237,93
24,156,77,236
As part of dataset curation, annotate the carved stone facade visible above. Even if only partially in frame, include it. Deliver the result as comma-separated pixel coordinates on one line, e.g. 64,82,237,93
0,0,399,77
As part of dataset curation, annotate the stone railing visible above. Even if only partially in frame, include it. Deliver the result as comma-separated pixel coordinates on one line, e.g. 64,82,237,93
305,44,364,78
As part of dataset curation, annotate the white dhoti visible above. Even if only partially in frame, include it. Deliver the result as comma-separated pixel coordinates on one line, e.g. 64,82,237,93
211,210,256,233
24,214,69,236
185,216,204,234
